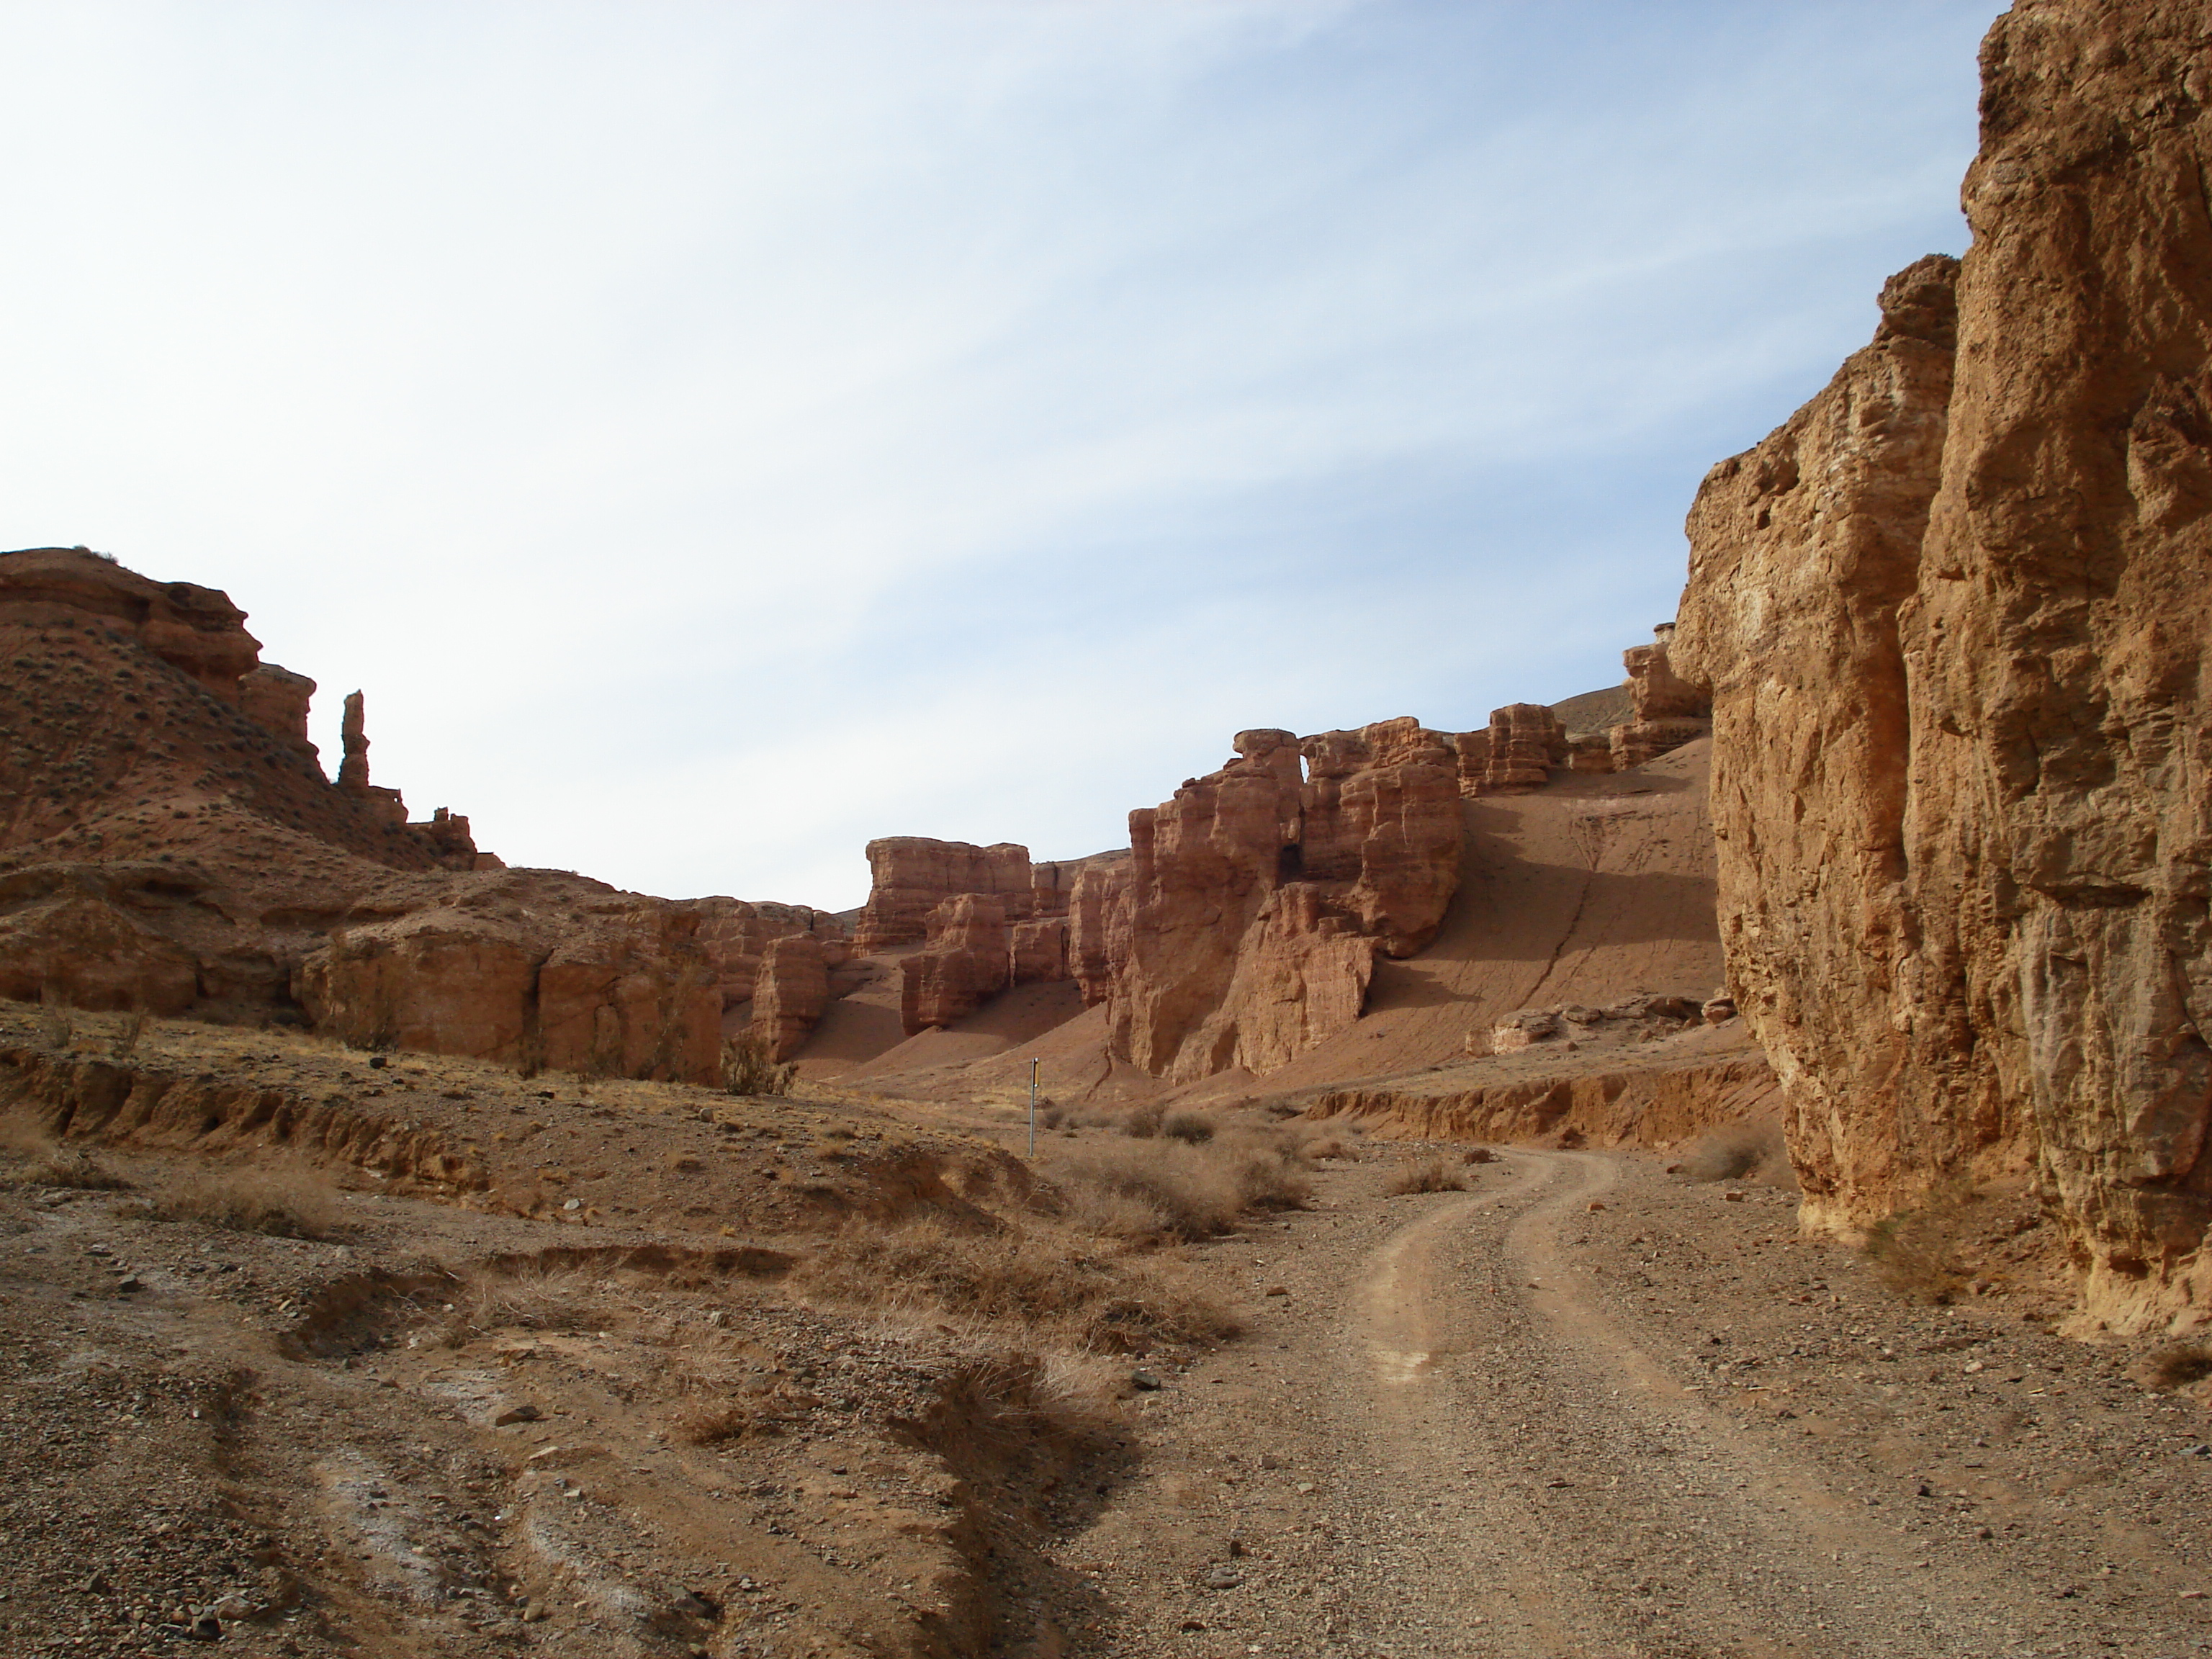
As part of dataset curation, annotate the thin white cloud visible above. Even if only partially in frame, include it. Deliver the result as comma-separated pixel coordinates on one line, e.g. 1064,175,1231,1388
0,0,2005,907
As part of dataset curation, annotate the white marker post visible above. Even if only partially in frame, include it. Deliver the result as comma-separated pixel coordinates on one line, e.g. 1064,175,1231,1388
1028,1056,1040,1157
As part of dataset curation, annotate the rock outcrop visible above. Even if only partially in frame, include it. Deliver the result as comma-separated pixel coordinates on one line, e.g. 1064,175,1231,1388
853,838,1035,951
899,894,1010,1034
295,871,724,1084
750,935,830,1062
1464,704,1568,794
1609,625,1712,770
1673,0,2212,1329
1105,719,1461,1081
688,899,848,1009
0,547,831,1091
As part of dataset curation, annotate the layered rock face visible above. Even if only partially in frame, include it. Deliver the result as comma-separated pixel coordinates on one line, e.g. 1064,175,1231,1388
1673,0,2212,1328
687,898,848,1009
750,935,830,1062
1611,629,1714,770
295,871,723,1084
852,839,1033,951
1463,704,1568,794
0,547,804,1090
900,894,1010,1033
1105,719,1461,1081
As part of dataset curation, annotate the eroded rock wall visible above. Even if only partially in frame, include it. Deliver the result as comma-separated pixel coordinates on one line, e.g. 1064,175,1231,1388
853,838,1033,951
1675,0,2212,1329
1104,720,1460,1081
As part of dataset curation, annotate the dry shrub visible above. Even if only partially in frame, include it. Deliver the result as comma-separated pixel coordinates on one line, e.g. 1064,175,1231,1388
462,1267,612,1336
35,994,73,1052
141,1164,338,1241
1054,1130,1310,1243
1864,1197,1972,1305
1384,1156,1466,1196
673,1394,787,1446
1123,1102,1167,1139
791,1221,1233,1353
111,1010,147,1061
2127,1341,2212,1395
0,1116,130,1190
1678,1120,1791,1184
1295,1130,1361,1163
721,1034,796,1097
1462,1146,1500,1164
1160,1110,1215,1146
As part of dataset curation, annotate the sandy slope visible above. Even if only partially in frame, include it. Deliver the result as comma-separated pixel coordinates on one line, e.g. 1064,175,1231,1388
830,740,1730,1125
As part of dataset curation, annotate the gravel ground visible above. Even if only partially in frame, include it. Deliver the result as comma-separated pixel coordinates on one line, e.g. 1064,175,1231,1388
1064,1148,2212,1659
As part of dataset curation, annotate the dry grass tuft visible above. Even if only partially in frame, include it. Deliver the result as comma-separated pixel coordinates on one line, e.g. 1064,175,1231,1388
138,1164,339,1241
0,1116,132,1190
1383,1156,1467,1196
1294,1129,1361,1162
721,1033,796,1097
1122,1102,1168,1139
1160,1110,1215,1146
791,1221,1233,1353
1864,1195,1974,1305
673,1395,785,1446
1678,1120,1792,1185
2127,1341,2212,1395
1051,1129,1311,1243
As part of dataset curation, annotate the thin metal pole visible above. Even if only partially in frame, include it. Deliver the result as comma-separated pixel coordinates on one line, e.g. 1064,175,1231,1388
1028,1057,1040,1157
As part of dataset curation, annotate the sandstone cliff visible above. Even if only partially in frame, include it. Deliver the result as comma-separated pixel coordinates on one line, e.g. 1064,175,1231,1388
1674,0,2212,1330
0,548,786,1088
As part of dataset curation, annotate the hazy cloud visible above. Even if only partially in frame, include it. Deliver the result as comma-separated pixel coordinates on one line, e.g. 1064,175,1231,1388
0,0,2004,907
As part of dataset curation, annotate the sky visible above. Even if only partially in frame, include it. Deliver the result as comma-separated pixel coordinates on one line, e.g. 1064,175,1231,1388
0,0,2007,911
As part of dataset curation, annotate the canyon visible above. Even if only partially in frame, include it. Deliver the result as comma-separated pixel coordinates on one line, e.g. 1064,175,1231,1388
4,3,2211,1654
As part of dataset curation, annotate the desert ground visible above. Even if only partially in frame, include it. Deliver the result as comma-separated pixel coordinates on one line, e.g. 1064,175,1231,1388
4,1002,2206,1659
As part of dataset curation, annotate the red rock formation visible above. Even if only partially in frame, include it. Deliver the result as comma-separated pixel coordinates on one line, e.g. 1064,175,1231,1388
1609,626,1712,770
899,894,1010,1034
853,837,1033,951
687,898,848,1008
295,871,723,1083
1010,917,1068,985
751,935,830,1061
1673,0,2212,1329
1104,720,1460,1080
0,547,261,699
239,664,316,750
1068,860,1132,1008
1473,704,1567,792
1451,728,1493,799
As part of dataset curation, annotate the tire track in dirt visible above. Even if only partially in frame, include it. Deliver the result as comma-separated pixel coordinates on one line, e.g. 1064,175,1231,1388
1079,1149,2090,1658
1453,1150,2049,1657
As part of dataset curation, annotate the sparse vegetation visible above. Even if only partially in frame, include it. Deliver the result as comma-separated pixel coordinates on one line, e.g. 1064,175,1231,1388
722,1033,796,1097
1678,1120,1791,1184
0,1115,130,1190
2128,1341,2212,1394
1383,1156,1466,1196
1864,1191,1975,1305
35,994,73,1051
1048,1125,1312,1242
791,1221,1233,1352
135,1163,339,1240
1160,1110,1215,1145
1122,1101,1167,1138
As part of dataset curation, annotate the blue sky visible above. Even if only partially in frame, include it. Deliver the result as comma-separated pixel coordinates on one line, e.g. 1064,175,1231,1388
0,0,2006,909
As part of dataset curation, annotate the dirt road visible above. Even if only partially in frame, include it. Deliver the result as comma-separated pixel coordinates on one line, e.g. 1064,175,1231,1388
1069,1150,2211,1659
